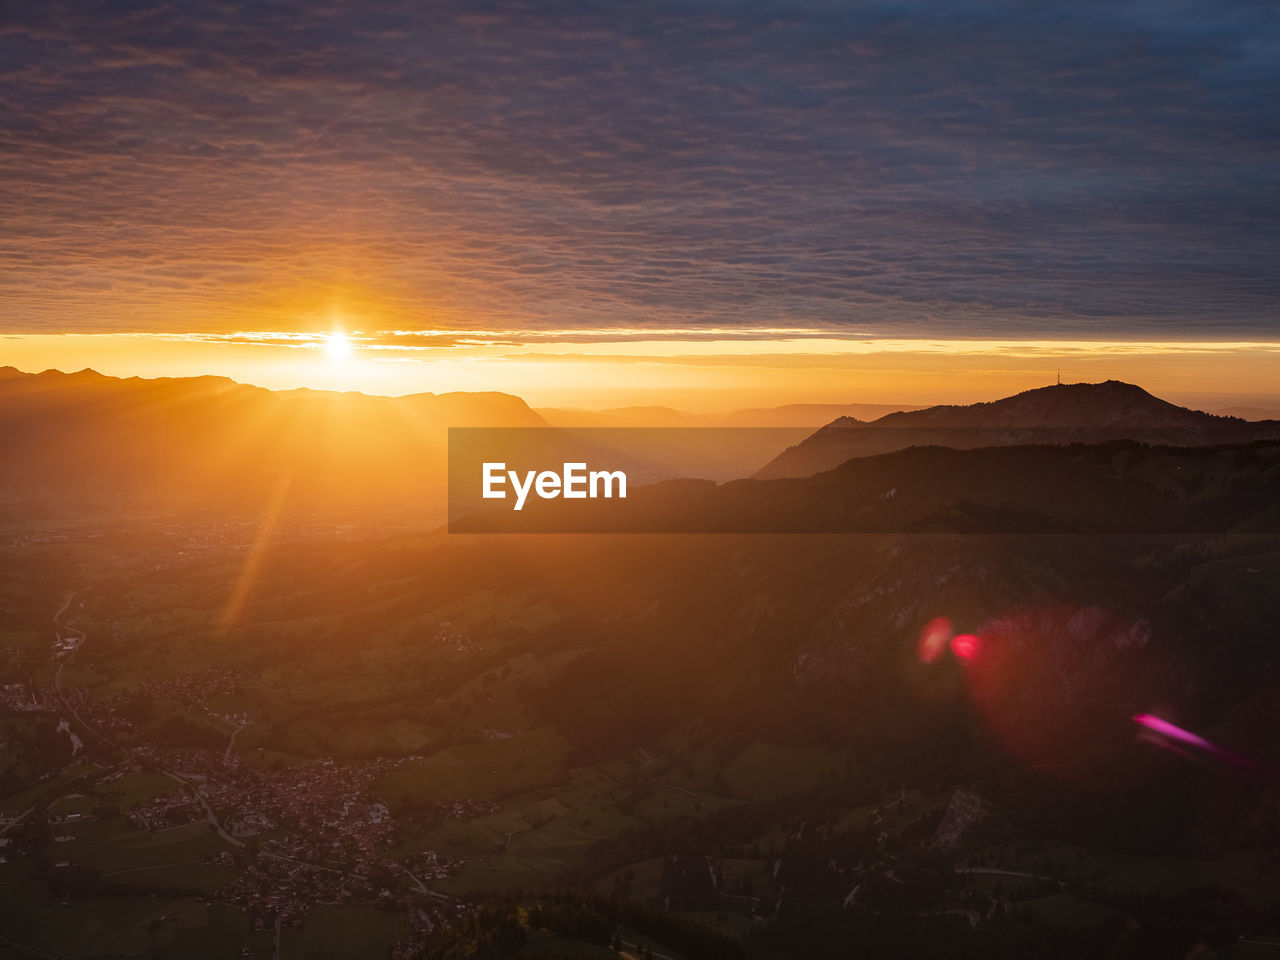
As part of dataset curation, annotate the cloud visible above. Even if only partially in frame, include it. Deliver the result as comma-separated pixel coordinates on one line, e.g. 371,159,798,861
0,1,1277,338
158,329,1280,360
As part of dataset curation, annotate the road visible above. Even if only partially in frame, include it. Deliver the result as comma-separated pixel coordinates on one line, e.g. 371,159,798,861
224,724,246,764
52,590,89,726
160,770,244,848
102,858,208,877
0,805,36,838
392,862,451,901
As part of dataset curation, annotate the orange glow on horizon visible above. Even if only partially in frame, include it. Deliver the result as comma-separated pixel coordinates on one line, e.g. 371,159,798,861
1,331,1278,413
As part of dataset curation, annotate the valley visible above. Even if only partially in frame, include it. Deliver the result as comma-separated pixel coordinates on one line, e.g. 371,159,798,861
1,375,1279,958
2,506,1279,957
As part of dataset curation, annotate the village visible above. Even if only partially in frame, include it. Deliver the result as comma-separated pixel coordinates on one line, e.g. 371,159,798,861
0,616,494,958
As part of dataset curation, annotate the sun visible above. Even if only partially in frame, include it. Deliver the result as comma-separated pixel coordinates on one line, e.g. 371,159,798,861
323,332,354,363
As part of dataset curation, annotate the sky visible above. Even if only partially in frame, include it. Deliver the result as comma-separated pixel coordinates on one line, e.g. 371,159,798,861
1,1,1278,408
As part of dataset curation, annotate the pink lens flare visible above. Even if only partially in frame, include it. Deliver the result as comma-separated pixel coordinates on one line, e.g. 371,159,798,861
950,634,981,660
917,616,953,663
1132,713,1214,752
1132,713,1262,773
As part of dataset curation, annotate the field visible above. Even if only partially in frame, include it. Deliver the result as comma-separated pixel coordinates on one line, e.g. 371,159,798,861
720,742,850,801
55,820,227,877
968,839,1280,904
375,727,570,809
0,888,228,959
0,892,406,960
281,905,411,959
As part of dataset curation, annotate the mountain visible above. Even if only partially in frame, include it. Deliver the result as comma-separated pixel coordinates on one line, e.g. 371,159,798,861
0,370,912,524
715,402,924,427
537,405,699,428
0,366,544,519
532,403,927,483
6,372,1280,957
537,401,921,428
756,380,1280,479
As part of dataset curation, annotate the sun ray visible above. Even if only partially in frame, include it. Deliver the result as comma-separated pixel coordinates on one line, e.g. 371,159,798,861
220,473,293,630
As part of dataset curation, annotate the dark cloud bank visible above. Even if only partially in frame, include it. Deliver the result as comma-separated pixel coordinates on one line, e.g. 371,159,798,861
1,0,1277,336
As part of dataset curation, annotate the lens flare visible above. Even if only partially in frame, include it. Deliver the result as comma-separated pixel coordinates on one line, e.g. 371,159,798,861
917,616,953,663
1132,713,1214,751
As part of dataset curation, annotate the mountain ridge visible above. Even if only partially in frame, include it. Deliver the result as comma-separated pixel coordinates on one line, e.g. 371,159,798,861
757,380,1280,479
0,364,545,518
0,365,538,410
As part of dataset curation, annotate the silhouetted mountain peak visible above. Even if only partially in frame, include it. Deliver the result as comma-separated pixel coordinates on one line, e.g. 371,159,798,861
867,380,1206,430
34,366,107,382
0,365,546,517
757,381,1280,479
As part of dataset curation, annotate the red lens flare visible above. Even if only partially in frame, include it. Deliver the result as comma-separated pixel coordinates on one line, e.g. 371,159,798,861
950,633,981,660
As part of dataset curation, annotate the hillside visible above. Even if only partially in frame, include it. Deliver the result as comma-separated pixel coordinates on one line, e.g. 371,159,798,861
0,366,545,519
756,381,1280,479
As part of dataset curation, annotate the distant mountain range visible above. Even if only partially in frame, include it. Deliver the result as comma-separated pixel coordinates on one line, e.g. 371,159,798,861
0,366,543,518
1213,405,1280,421
537,402,923,428
533,404,933,481
4,369,1278,526
756,380,1280,479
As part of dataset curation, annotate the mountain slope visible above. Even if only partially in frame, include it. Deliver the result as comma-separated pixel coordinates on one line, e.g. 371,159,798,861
0,366,544,518
756,381,1280,479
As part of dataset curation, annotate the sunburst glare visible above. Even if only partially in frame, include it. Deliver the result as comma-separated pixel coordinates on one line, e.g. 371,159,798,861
324,332,354,363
